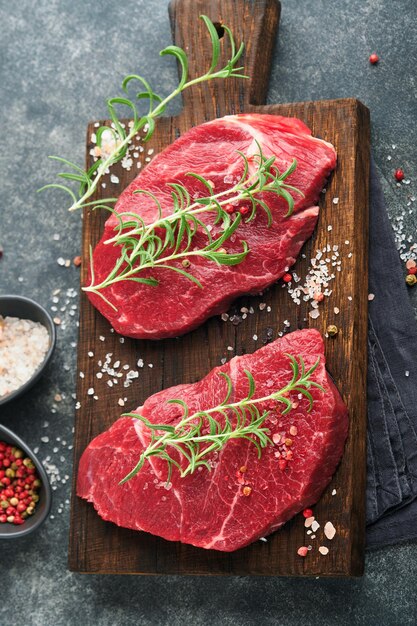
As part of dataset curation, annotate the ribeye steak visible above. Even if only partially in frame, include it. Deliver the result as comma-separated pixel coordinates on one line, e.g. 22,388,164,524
87,114,336,339
77,329,348,552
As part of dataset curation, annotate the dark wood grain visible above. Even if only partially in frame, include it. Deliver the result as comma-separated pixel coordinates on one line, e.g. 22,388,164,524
69,0,370,576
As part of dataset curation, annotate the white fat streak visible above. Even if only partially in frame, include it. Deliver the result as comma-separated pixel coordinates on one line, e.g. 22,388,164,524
132,408,184,532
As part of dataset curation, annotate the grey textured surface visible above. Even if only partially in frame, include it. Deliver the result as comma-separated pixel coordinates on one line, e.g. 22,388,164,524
1,0,417,624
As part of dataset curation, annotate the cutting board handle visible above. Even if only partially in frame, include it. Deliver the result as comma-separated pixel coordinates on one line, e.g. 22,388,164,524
169,0,281,122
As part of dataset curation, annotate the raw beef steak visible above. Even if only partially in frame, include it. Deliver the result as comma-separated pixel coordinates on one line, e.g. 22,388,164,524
77,329,348,552
87,114,336,339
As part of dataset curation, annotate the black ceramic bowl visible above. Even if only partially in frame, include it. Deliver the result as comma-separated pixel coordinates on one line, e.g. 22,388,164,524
0,424,52,538
0,295,56,406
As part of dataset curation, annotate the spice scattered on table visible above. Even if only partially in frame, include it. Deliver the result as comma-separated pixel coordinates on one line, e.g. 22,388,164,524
327,324,338,337
0,442,42,525
0,316,50,398
324,521,336,540
394,168,405,182
297,546,308,557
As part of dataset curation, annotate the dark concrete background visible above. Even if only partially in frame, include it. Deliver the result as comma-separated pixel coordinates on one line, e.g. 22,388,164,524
1,1,417,624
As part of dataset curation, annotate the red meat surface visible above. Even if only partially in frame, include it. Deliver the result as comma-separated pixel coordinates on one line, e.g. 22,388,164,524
77,329,348,552
87,114,336,339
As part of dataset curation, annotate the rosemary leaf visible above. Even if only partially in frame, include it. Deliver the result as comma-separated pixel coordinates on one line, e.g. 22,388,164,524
40,15,247,212
119,354,324,485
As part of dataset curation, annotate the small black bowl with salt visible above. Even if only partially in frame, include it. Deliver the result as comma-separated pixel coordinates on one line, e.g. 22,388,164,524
0,295,56,406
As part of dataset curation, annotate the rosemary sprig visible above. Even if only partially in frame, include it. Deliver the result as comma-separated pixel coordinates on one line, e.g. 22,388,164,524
38,16,247,212
83,144,303,309
120,354,324,485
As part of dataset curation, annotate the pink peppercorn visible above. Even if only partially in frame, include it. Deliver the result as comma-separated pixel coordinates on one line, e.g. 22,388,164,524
395,168,405,182
369,53,379,64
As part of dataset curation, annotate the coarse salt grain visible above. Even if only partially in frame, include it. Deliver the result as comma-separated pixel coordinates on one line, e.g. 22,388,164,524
332,489,337,496
311,520,320,532
304,516,315,528
0,316,50,398
319,546,329,555
324,521,336,540
368,293,375,301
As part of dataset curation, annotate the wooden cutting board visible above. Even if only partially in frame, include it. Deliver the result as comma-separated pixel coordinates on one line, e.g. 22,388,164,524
69,0,370,576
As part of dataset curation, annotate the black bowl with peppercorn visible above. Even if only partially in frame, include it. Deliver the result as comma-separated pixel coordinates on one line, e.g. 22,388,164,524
0,425,52,538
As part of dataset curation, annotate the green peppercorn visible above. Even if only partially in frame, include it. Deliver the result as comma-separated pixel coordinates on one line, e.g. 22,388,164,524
327,324,339,337
406,274,417,287
0,501,9,509
33,479,42,488
5,468,15,478
31,495,40,503
14,449,24,459
9,497,18,507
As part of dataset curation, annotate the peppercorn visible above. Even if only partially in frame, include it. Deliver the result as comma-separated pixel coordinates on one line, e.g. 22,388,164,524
242,486,252,496
182,259,191,268
0,441,42,527
406,274,417,287
394,168,405,182
369,53,379,64
283,273,292,283
278,459,288,471
408,267,417,275
327,324,339,337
